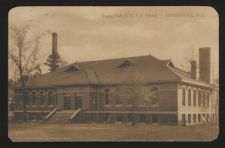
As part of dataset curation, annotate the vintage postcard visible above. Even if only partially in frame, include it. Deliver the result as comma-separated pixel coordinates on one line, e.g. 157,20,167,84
8,6,219,142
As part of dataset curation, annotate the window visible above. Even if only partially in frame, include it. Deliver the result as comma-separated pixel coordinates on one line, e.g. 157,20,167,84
198,91,201,107
188,89,191,106
188,114,191,124
198,114,201,123
207,93,210,107
105,89,109,104
47,91,53,106
193,114,196,123
193,90,196,106
126,97,132,105
206,114,209,123
39,91,44,105
203,93,205,107
90,92,97,104
115,88,122,105
150,87,159,106
182,88,186,106
31,92,36,105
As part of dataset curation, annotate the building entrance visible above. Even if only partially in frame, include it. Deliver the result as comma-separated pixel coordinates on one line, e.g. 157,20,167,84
64,96,71,110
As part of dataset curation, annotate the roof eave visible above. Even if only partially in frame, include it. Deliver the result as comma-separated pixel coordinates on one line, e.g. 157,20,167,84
180,79,214,89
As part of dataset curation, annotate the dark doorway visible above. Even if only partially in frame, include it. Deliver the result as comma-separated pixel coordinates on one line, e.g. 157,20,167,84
64,96,71,110
74,96,82,109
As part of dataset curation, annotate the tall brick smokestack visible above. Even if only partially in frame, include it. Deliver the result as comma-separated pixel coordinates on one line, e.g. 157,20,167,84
191,60,197,80
52,32,57,55
199,47,211,83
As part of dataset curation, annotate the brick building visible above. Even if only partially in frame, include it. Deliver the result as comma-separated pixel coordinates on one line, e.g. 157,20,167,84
13,34,218,125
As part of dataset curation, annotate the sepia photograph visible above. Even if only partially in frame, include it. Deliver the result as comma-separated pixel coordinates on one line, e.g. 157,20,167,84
8,6,219,142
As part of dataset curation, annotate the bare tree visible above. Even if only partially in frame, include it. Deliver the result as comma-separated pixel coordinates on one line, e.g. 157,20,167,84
126,65,142,126
126,83,141,125
9,24,43,122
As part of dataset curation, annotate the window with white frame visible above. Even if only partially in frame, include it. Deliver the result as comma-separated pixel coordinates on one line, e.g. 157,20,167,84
188,88,191,106
198,91,201,107
182,88,186,106
193,90,197,106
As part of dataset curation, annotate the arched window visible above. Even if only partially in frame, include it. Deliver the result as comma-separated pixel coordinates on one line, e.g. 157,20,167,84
182,88,186,106
193,90,196,106
202,92,205,107
105,89,109,105
188,88,191,106
31,92,36,105
207,93,210,107
39,91,44,105
150,87,159,106
198,91,201,107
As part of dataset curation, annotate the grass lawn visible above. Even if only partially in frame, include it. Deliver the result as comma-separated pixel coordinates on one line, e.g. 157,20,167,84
8,122,219,142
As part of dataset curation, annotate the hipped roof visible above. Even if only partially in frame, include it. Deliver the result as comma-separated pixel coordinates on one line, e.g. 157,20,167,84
16,54,213,89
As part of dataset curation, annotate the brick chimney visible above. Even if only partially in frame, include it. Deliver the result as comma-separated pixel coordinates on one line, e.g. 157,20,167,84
190,60,197,80
52,32,57,55
199,47,211,83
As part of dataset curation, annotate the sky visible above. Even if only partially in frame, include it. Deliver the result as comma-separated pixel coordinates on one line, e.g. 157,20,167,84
8,6,219,81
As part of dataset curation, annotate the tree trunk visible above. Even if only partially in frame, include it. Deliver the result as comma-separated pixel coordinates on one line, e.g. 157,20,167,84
22,81,27,122
20,70,27,122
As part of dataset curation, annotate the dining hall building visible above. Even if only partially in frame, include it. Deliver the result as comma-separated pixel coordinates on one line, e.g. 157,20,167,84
13,34,218,125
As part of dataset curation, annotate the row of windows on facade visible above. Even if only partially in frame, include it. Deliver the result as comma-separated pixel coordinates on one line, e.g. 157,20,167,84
182,88,210,107
24,91,55,106
22,87,159,106
182,113,214,124
90,87,159,106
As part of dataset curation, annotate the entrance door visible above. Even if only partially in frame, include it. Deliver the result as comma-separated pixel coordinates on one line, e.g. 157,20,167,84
64,96,71,110
74,96,82,109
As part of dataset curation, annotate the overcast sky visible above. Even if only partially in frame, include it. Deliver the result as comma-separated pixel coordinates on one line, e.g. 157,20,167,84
8,6,219,81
